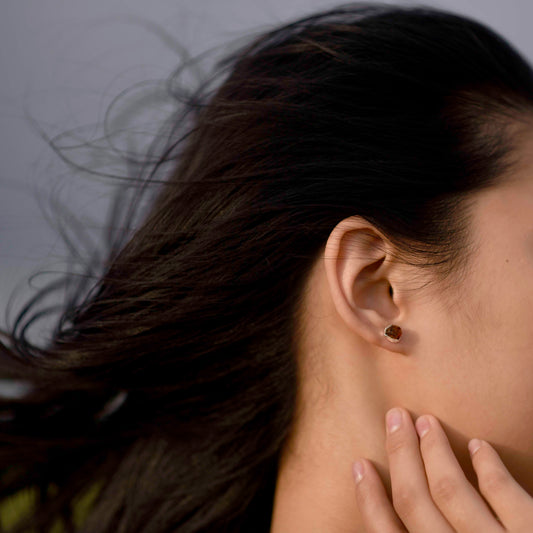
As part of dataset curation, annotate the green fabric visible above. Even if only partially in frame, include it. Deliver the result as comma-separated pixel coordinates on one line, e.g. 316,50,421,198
0,487,38,532
0,482,101,532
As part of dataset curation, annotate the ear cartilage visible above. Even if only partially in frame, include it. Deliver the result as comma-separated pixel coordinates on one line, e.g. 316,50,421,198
384,324,402,343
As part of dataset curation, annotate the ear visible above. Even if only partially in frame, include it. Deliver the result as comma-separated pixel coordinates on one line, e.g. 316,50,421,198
323,216,407,353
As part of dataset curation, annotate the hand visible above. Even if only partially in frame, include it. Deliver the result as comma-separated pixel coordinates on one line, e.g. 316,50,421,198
352,407,533,532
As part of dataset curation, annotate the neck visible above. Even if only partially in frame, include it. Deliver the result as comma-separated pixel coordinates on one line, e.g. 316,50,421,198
269,346,391,533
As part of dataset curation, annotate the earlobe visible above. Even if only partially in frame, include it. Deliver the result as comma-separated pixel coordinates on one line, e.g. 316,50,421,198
323,216,406,353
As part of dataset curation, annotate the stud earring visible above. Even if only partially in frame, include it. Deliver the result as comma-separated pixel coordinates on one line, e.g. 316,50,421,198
384,324,402,343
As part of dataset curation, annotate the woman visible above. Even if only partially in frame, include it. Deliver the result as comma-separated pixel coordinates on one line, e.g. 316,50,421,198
1,2,533,532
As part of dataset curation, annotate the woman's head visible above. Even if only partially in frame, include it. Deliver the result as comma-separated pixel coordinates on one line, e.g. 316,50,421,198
1,3,533,532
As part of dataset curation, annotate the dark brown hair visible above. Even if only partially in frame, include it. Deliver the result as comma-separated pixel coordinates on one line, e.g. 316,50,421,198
1,3,533,532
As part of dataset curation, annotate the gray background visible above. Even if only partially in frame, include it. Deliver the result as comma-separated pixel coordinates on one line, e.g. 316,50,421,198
0,0,532,344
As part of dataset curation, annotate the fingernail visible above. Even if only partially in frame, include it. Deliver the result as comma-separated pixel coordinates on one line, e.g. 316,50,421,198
353,460,364,484
386,408,402,434
415,415,431,438
468,438,482,456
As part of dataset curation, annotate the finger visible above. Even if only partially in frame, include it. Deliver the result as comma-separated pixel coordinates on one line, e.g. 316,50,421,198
469,438,533,531
385,408,454,532
416,415,504,533
353,458,407,533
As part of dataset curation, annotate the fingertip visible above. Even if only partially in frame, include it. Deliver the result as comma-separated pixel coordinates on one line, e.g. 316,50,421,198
353,459,365,485
352,457,408,532
468,438,482,457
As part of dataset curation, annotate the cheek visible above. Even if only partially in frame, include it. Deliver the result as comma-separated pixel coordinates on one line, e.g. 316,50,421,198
480,277,533,444
435,264,533,452
399,263,533,449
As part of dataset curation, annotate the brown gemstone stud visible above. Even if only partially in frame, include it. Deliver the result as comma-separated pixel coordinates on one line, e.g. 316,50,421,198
384,324,402,343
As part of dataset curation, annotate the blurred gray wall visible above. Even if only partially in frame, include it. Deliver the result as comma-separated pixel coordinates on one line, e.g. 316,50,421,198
0,0,532,344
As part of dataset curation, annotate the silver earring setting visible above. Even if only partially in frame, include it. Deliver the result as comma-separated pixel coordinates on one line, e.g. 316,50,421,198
384,324,402,343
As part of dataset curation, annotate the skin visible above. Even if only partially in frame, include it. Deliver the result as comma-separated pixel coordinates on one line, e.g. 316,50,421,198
353,407,533,532
269,131,533,533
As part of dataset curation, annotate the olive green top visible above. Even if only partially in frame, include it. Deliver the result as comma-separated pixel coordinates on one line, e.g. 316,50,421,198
0,483,101,532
